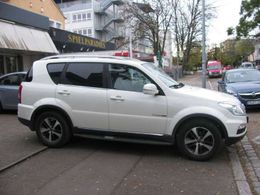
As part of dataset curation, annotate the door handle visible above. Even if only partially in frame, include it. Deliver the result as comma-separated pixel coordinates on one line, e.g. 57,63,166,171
110,95,124,101
57,90,70,95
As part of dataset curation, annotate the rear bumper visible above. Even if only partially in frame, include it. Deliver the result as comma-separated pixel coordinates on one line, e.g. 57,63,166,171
18,117,33,131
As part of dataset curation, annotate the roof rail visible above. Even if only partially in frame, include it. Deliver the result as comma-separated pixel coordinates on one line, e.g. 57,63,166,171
41,53,139,61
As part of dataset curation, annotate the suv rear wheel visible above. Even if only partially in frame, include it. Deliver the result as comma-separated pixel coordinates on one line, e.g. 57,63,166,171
176,119,222,161
35,111,71,147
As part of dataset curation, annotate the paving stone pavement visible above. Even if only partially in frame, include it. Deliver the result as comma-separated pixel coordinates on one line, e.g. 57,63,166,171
239,136,260,194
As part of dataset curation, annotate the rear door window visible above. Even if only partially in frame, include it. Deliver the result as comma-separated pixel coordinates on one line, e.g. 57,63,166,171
47,63,65,84
62,63,104,88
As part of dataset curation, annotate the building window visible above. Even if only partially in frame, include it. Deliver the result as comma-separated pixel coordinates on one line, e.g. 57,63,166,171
82,13,86,21
72,13,92,22
87,13,91,20
77,14,81,21
56,22,61,29
49,20,62,29
88,28,92,36
73,28,92,36
73,15,77,22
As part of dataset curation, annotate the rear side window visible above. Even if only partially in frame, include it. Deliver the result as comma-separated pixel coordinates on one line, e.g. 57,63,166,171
25,67,33,82
62,63,104,88
47,63,65,84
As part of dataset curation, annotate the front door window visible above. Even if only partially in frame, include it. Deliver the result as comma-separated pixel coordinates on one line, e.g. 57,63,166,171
109,64,151,92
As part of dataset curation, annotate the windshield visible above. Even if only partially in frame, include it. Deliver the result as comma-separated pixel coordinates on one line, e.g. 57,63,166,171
207,65,221,70
226,70,260,83
142,63,181,88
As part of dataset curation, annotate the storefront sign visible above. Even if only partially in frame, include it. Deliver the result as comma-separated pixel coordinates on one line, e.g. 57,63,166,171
49,27,115,52
67,34,106,49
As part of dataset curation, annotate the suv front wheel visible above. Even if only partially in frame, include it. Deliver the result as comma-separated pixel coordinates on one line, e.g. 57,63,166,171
176,119,222,161
35,111,71,147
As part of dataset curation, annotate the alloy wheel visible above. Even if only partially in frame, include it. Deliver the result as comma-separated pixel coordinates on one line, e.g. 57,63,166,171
184,127,215,156
39,117,63,143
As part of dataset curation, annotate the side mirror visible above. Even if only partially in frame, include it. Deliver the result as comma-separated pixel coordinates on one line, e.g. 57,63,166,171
143,83,159,95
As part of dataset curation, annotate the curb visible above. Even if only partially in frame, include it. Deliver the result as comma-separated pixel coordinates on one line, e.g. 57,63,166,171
0,147,48,173
228,146,252,195
238,136,260,194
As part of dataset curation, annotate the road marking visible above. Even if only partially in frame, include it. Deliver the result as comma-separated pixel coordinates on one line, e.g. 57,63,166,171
207,80,213,90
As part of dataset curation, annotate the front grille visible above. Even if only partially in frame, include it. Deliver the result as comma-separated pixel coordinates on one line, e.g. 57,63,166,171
239,92,260,100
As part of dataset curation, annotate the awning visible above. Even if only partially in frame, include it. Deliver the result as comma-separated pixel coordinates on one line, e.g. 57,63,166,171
0,21,58,54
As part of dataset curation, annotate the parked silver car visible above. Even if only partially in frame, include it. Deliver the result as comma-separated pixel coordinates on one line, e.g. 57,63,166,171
0,72,26,111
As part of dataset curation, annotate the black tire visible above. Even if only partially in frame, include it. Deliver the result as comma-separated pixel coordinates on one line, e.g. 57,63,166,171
176,119,222,161
35,111,72,148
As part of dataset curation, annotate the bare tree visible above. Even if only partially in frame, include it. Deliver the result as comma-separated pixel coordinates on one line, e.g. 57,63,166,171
172,0,215,69
124,0,174,66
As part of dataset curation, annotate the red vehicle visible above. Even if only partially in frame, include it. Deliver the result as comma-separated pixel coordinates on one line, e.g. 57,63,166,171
207,61,222,78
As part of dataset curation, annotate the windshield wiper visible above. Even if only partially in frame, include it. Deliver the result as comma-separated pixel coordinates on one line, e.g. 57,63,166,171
169,83,184,89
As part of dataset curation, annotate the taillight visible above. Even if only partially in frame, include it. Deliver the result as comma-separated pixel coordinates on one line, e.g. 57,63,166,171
18,84,23,103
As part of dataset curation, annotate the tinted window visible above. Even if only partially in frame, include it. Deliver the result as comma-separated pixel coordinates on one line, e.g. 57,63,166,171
25,67,33,82
109,64,151,92
0,74,20,85
63,63,104,88
47,63,65,84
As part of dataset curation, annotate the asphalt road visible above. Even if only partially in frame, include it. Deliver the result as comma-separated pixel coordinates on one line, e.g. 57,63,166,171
1,73,258,195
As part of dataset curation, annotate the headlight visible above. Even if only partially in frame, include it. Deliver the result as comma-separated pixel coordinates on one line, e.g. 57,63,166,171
226,88,237,96
218,102,246,116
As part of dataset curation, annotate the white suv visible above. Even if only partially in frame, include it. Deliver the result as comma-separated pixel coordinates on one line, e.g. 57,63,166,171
18,54,248,161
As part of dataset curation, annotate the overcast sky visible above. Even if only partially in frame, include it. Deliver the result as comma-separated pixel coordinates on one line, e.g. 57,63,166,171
207,0,242,46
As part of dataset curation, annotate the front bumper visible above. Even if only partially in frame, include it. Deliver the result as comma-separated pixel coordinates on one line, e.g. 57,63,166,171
225,133,246,146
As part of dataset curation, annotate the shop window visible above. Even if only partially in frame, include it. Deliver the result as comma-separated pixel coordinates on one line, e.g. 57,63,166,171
6,56,17,73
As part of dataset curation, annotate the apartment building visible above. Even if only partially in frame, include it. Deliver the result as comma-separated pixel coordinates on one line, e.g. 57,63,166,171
56,0,124,45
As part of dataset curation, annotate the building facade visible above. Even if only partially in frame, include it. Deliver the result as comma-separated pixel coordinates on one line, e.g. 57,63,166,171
2,0,65,29
57,0,124,45
0,2,58,75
